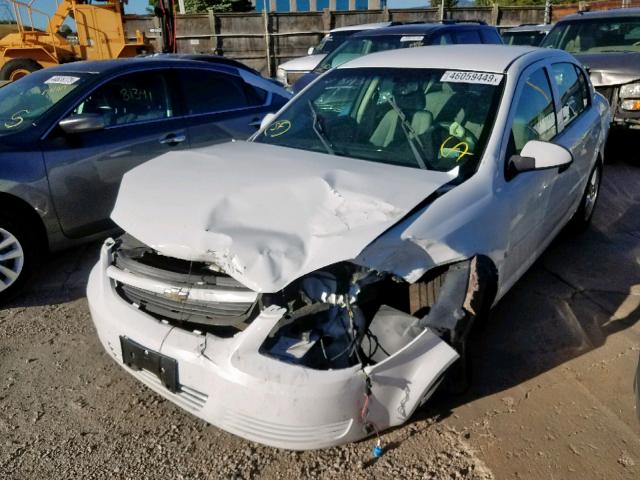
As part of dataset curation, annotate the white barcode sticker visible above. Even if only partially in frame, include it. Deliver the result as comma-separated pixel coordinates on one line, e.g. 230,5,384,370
45,75,80,85
400,35,424,42
441,71,503,86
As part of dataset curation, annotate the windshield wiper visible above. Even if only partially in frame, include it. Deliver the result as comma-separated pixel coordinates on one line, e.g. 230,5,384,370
386,96,428,170
308,100,335,155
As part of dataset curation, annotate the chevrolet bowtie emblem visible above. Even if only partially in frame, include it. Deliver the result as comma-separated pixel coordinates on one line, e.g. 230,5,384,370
162,288,189,302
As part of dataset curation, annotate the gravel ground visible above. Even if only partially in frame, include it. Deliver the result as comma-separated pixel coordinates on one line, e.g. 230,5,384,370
1,138,639,480
0,277,492,479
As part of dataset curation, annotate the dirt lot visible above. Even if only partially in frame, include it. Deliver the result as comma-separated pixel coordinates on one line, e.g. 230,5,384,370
1,145,639,479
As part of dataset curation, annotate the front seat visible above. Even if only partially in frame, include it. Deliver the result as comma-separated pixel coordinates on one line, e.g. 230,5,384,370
370,82,433,148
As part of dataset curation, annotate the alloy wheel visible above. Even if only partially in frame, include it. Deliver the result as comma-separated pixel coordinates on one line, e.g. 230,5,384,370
584,167,600,221
0,227,24,293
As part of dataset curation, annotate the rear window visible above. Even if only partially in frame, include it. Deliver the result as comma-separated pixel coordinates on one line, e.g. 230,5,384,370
454,30,482,44
481,29,503,44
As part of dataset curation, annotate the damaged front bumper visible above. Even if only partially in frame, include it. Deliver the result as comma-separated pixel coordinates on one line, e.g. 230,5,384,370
88,239,461,450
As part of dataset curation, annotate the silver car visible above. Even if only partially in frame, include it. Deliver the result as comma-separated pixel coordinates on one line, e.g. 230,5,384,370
0,57,290,302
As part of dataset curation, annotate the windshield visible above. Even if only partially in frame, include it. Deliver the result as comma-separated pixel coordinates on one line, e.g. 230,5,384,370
255,67,503,178
314,34,428,73
315,31,356,55
542,17,640,53
0,71,88,135
503,31,547,46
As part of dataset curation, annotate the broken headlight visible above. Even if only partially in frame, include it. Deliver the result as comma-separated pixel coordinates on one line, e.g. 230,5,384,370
259,262,405,370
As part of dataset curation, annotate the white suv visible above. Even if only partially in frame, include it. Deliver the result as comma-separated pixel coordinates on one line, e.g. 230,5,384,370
276,22,393,87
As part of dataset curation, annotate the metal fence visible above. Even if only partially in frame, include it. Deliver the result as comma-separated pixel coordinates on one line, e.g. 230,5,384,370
123,1,640,76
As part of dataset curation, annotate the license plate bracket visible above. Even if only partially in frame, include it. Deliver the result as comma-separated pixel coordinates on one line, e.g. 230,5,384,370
120,336,179,393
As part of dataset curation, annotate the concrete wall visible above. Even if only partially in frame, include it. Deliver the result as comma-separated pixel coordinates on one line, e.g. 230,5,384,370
124,6,551,76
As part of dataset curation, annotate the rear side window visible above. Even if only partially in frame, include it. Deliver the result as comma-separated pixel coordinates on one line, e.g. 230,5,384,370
550,62,587,127
73,71,173,127
432,33,453,45
509,67,557,155
480,29,503,44
180,69,260,115
454,30,482,44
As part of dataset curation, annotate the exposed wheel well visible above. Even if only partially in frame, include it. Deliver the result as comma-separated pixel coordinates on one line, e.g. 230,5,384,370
0,193,49,253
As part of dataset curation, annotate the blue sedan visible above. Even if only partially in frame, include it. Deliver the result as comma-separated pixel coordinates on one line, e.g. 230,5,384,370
0,57,290,301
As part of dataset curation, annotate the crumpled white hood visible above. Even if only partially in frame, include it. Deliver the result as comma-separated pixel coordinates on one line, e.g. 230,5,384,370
112,141,454,292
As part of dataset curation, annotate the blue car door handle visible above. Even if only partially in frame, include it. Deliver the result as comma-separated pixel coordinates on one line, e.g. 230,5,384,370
159,134,186,145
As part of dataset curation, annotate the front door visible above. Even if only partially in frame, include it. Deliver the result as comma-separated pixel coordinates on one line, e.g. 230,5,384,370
498,64,560,293
42,69,189,238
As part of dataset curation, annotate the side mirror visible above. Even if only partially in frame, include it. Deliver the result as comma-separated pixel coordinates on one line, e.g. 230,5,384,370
260,112,277,131
508,140,573,178
59,113,105,134
307,47,315,55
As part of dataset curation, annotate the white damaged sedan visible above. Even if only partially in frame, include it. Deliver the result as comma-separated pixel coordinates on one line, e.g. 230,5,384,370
87,45,610,450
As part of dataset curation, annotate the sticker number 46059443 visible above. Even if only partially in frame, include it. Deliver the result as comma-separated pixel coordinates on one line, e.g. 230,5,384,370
440,71,503,86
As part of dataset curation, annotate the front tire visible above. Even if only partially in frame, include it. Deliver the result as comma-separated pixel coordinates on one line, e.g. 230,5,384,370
569,163,602,232
0,215,37,303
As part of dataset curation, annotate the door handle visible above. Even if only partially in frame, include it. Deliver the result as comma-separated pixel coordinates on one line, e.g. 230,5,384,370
159,134,186,145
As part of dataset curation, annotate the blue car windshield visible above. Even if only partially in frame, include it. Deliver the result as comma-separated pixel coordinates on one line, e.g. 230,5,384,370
315,31,356,55
0,70,89,135
314,34,428,73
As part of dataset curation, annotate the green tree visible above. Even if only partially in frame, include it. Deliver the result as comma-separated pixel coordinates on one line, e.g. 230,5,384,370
183,0,253,13
430,0,459,7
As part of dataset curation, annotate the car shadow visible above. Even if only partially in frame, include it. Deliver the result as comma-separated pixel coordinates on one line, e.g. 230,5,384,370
4,241,103,308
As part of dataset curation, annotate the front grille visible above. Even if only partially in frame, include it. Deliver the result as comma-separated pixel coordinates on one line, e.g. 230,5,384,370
111,234,259,332
220,409,352,446
135,369,208,412
116,282,257,328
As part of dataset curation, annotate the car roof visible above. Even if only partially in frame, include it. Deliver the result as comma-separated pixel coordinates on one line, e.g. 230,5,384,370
330,21,394,33
350,22,491,38
559,7,640,22
337,44,560,73
503,24,553,33
38,57,248,75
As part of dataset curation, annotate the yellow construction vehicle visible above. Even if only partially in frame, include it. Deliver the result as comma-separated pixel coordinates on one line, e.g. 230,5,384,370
0,0,151,81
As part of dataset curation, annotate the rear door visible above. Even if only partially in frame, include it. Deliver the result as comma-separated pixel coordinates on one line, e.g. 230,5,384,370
176,67,271,148
42,69,189,237
542,62,599,236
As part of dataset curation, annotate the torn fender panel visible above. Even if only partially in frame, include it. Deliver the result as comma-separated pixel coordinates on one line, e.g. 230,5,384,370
111,141,456,293
355,173,506,288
